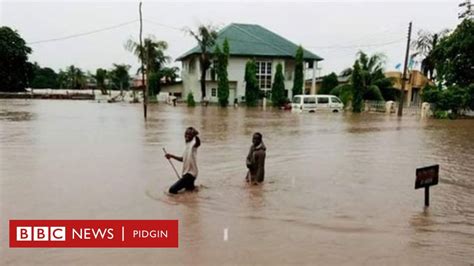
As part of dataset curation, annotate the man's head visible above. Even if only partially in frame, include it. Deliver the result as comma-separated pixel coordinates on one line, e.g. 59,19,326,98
252,132,262,146
185,127,198,142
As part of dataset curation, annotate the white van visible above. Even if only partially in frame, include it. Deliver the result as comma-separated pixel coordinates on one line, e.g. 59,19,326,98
291,94,344,113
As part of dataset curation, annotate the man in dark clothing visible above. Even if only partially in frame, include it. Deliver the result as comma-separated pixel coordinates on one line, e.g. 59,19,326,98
245,132,266,185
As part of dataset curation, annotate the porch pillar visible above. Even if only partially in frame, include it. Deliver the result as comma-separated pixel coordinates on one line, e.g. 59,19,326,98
311,60,317,95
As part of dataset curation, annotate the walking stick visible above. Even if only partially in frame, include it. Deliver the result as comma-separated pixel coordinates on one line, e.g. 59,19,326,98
163,148,181,179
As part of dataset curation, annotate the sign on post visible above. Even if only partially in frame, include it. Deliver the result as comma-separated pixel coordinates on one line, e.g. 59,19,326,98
415,164,439,206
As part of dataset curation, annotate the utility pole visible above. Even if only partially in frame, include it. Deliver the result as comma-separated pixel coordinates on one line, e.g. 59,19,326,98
398,22,412,117
139,2,147,119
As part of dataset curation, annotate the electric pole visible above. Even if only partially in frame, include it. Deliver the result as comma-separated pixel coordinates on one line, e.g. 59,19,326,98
398,22,412,117
139,2,147,119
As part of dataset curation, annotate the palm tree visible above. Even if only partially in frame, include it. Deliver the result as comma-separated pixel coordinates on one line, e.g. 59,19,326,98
159,67,179,84
57,70,68,89
126,36,169,96
411,29,449,80
65,65,86,90
334,51,392,112
186,24,219,101
109,64,131,96
94,68,108,95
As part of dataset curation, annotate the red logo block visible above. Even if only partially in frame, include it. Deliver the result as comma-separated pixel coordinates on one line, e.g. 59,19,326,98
10,220,178,248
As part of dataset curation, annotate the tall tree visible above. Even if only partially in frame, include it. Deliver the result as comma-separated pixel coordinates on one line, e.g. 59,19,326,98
159,67,179,84
65,65,86,90
271,63,286,107
126,36,169,96
94,68,108,95
0,27,32,92
292,46,304,96
57,70,68,89
187,24,219,101
432,19,473,87
351,62,364,112
215,39,230,107
411,29,449,80
110,64,131,95
339,51,391,110
245,59,259,107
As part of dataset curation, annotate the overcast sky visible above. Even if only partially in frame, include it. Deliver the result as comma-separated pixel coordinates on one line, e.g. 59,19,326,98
1,0,461,76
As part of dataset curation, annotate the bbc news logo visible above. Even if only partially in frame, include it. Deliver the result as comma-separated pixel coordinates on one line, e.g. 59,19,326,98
10,220,178,248
17,226,66,241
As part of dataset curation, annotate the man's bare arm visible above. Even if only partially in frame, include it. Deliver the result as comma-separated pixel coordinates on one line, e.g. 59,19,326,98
165,153,183,162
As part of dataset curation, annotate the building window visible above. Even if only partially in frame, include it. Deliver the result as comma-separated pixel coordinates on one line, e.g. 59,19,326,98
256,61,272,91
211,88,217,97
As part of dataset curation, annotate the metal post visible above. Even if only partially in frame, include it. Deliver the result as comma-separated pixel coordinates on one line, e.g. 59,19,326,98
139,2,147,119
425,187,430,207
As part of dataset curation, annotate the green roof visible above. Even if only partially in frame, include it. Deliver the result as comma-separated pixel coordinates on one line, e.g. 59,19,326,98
177,23,323,61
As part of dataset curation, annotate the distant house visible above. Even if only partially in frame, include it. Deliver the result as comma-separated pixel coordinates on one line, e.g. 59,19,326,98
163,23,323,103
385,70,432,106
304,70,432,106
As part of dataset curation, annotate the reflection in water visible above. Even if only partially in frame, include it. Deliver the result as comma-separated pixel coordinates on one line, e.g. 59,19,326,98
1,100,473,265
0,110,35,121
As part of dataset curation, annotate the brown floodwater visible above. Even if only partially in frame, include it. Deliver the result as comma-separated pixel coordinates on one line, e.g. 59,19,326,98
1,99,473,265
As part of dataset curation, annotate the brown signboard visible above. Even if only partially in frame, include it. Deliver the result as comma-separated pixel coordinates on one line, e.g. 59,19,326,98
415,165,439,189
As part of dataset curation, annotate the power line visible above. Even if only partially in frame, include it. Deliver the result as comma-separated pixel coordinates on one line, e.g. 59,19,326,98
143,19,184,32
306,38,405,50
27,19,138,45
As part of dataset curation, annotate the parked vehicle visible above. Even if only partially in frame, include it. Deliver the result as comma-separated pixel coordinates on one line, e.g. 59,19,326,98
291,94,344,113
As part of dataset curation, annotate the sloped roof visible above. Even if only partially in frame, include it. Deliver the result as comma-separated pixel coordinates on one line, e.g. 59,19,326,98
177,23,323,61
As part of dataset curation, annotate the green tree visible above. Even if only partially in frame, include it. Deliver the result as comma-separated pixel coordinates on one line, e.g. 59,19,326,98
187,25,219,101
126,36,169,96
351,62,364,112
0,27,32,92
64,65,86,90
30,63,59,89
271,63,286,107
245,59,259,107
339,51,390,111
57,70,68,89
187,92,196,107
319,72,339,94
159,67,179,84
292,45,304,96
411,29,449,80
94,68,108,95
432,19,473,87
215,39,230,107
109,64,130,95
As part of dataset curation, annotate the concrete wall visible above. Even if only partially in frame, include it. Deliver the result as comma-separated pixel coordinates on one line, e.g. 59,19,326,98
161,83,184,98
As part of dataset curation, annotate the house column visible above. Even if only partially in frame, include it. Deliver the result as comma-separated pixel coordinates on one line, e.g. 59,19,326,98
302,61,306,95
311,60,317,95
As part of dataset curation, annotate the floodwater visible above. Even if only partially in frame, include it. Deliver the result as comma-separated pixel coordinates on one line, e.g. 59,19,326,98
1,99,473,265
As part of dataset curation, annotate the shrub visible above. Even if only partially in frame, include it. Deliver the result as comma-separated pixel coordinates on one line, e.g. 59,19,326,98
187,92,196,107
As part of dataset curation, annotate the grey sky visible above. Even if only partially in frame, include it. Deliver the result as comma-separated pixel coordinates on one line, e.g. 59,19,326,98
1,1,460,76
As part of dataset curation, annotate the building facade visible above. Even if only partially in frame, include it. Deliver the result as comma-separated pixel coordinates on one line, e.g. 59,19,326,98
168,23,323,103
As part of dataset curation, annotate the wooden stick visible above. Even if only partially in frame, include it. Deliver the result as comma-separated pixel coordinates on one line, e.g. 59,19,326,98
163,148,181,179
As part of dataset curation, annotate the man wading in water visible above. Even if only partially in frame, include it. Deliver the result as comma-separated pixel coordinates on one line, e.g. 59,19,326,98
165,127,200,194
245,132,266,185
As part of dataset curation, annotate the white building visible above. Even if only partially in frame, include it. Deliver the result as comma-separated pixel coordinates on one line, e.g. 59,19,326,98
165,23,323,103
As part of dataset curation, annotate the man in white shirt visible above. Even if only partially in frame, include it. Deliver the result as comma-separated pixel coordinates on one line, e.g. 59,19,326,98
165,127,201,194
